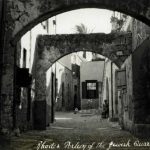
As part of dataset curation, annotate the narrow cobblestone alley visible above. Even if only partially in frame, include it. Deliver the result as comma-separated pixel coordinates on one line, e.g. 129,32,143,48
10,112,150,150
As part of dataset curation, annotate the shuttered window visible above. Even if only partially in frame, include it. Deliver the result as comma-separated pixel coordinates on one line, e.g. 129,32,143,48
82,81,99,99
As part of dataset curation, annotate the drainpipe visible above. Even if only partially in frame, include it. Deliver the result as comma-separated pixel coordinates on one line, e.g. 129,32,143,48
111,61,114,119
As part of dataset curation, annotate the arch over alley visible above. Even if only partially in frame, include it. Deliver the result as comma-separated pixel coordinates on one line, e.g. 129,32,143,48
7,0,150,44
33,32,131,129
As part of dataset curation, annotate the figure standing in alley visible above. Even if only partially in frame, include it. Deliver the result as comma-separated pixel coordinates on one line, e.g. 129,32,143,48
102,100,109,118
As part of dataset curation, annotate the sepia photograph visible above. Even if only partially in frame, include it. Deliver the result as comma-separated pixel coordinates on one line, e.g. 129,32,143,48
0,0,150,149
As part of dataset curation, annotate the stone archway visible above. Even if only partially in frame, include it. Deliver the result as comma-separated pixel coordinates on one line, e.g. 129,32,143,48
7,0,150,44
33,33,131,129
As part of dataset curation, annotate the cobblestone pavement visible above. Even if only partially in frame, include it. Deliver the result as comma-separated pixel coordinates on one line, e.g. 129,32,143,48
9,112,150,150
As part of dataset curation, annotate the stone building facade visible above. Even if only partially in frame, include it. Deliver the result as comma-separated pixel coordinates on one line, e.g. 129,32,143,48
45,52,88,125
110,12,150,136
102,59,118,120
80,60,105,110
46,58,74,124
13,21,49,131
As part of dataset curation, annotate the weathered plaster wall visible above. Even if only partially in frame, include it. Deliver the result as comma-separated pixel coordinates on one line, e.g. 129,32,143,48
46,62,73,112
15,41,32,131
56,64,73,111
120,55,133,131
117,16,150,136
45,67,52,125
132,38,150,124
14,22,49,131
112,63,119,119
80,61,104,110
111,13,150,136
102,60,118,119
102,60,111,115
132,19,150,51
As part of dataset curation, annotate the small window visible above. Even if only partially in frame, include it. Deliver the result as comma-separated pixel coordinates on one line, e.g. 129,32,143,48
87,83,96,90
82,80,99,99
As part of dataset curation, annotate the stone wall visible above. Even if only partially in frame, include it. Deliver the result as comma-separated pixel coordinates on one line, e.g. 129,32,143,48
132,38,150,124
80,61,104,110
13,40,33,131
34,33,131,70
119,18,150,136
132,19,150,51
45,60,75,125
102,60,118,119
46,62,74,112
131,37,150,137
112,63,119,119
120,55,133,130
